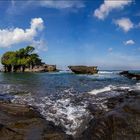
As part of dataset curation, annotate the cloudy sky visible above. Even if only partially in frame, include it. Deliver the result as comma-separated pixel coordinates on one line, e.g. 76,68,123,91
0,0,140,70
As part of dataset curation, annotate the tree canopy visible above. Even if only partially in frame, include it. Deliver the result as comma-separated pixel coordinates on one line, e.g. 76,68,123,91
1,46,42,72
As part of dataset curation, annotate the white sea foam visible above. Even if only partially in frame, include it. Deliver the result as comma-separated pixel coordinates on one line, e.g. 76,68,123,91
37,97,92,135
99,70,121,74
88,85,113,95
88,85,132,95
133,82,140,90
12,94,92,136
98,71,114,74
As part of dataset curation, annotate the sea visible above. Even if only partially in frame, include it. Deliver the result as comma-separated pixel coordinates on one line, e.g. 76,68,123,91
0,70,140,135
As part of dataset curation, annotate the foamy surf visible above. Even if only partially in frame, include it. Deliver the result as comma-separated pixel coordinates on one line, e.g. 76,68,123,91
12,94,92,136
88,85,113,95
133,82,140,91
99,71,113,74
88,85,133,95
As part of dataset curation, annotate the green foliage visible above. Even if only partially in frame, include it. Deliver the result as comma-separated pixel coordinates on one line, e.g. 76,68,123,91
1,46,42,72
1,51,17,66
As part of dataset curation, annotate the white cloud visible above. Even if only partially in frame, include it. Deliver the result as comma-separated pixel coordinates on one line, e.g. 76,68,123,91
31,39,48,52
124,39,135,45
94,0,132,20
0,18,44,47
114,18,133,32
7,0,85,15
39,0,85,9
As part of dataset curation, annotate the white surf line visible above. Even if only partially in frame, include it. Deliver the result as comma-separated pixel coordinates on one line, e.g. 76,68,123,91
88,86,112,95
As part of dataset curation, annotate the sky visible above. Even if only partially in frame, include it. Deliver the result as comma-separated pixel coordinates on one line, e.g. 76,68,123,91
0,0,140,70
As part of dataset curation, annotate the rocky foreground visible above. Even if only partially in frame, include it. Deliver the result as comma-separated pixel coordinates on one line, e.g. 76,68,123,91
0,90,140,140
0,101,72,140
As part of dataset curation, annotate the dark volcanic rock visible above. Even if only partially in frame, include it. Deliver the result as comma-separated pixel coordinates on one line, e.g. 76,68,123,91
0,91,140,140
0,102,73,140
68,66,98,74
120,71,140,80
79,91,140,140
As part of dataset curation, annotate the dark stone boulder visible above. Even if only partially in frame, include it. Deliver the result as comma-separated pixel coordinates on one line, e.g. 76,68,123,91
79,91,140,140
0,102,73,140
68,66,98,74
120,71,140,80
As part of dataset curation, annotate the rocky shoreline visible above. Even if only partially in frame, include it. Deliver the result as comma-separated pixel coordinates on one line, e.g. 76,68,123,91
0,101,72,140
0,89,140,140
0,64,59,73
82,90,140,140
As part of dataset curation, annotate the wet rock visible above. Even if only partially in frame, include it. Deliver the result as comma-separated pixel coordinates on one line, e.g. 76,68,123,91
87,104,104,117
120,71,140,80
0,103,41,118
80,91,140,140
0,102,73,140
119,71,129,75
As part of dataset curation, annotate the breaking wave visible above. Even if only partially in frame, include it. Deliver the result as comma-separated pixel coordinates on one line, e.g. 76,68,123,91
98,71,121,74
12,93,92,136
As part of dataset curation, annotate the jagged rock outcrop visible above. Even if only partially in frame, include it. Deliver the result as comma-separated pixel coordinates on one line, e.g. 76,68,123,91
0,101,72,140
120,71,140,80
0,90,140,140
79,91,140,140
68,66,98,74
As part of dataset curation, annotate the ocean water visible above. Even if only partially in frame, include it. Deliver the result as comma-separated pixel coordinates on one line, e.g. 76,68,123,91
0,70,139,135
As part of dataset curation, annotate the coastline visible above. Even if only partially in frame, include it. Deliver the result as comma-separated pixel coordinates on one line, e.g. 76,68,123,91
0,89,139,139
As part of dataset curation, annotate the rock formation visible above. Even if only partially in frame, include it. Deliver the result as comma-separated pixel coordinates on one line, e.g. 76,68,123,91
0,90,140,140
79,91,140,140
25,64,58,72
0,101,72,140
68,66,98,74
120,71,140,80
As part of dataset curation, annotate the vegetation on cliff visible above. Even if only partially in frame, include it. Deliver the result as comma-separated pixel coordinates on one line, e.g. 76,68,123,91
1,46,42,72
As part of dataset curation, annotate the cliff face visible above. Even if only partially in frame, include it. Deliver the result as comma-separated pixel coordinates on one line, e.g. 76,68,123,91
0,64,58,73
25,64,58,72
68,66,98,74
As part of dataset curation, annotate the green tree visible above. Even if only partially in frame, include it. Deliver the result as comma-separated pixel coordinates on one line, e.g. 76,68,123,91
1,46,42,72
1,51,17,72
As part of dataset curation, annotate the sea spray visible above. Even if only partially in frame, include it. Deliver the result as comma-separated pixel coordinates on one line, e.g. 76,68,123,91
12,93,92,136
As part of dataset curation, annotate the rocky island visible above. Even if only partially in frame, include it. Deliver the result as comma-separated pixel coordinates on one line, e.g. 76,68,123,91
68,66,98,74
0,46,58,73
